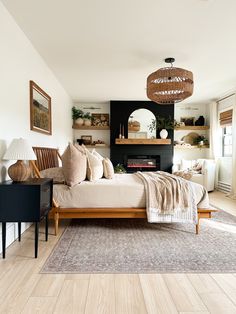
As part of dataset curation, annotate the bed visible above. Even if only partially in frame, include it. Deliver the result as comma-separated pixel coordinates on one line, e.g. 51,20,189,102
31,147,216,235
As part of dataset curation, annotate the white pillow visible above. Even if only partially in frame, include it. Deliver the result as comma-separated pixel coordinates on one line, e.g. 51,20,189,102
92,149,104,161
103,158,114,179
86,150,103,181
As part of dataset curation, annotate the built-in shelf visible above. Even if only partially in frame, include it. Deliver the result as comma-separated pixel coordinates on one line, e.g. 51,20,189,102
175,126,210,130
174,145,209,149
85,145,110,148
72,124,110,130
115,138,171,145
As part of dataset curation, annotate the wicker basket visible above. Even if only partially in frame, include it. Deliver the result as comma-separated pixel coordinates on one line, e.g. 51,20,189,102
128,121,140,132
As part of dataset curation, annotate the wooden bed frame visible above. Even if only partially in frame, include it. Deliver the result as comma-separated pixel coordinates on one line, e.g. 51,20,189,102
31,147,216,235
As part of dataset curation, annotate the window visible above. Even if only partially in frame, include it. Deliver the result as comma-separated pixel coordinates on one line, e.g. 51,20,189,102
222,126,232,157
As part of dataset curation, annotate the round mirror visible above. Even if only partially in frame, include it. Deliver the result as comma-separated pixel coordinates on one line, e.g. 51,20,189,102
128,109,156,139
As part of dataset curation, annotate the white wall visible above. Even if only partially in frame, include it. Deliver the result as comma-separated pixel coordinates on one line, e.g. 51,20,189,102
0,3,73,253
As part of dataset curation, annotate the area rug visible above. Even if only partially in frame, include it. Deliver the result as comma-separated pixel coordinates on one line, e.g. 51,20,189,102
41,209,236,273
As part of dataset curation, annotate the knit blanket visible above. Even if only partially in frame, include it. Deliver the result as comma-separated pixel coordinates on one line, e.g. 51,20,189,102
136,171,198,224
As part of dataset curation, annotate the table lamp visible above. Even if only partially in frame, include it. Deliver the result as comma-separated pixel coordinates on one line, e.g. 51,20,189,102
3,138,37,182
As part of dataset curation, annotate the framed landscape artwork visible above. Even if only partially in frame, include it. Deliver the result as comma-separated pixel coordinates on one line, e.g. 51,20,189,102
30,80,52,135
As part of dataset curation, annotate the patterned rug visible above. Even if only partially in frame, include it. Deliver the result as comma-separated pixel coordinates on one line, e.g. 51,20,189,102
41,209,236,273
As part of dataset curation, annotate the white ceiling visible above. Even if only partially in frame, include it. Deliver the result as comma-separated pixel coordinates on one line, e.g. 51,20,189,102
2,0,236,104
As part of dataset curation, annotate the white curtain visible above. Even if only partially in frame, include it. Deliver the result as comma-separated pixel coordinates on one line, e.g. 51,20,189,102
209,101,221,187
228,96,236,199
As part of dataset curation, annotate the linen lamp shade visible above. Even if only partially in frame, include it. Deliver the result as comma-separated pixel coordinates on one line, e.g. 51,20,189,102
3,138,37,182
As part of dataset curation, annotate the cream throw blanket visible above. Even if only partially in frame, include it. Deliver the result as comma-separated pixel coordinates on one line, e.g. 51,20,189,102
136,171,198,223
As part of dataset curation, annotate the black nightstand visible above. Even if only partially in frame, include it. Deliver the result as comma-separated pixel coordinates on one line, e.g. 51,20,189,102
0,178,53,258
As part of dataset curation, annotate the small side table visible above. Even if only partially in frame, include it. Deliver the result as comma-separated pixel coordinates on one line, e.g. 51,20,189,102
0,178,53,258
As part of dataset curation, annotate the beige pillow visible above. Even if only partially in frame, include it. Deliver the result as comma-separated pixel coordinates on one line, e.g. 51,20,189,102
61,143,87,187
86,150,103,181
103,158,114,179
40,167,65,184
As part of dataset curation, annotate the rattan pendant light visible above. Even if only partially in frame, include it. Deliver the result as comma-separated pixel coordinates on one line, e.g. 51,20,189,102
146,58,194,104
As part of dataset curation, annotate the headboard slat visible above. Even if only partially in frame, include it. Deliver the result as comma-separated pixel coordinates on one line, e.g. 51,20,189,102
33,147,60,171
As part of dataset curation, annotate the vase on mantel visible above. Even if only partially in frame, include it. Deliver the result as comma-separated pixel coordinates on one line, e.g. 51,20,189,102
160,129,168,139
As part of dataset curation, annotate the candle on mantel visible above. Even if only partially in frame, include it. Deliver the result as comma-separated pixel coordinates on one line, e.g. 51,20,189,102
119,123,122,138
122,125,125,138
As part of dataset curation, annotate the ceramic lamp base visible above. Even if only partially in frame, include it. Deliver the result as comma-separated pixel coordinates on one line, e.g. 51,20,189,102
8,160,31,182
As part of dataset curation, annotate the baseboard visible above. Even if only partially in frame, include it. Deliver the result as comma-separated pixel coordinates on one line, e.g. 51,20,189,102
0,222,32,254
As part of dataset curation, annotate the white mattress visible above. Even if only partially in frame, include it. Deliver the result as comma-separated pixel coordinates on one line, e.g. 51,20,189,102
53,173,209,209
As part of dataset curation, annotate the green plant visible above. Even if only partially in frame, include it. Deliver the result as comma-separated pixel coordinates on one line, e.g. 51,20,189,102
148,115,174,132
72,106,84,120
114,163,126,173
83,112,92,120
193,135,208,145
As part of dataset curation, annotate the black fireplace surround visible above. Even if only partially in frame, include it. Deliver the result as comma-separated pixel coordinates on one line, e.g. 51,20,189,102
110,100,174,173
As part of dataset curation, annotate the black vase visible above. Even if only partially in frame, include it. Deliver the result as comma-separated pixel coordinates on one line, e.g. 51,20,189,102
195,115,205,126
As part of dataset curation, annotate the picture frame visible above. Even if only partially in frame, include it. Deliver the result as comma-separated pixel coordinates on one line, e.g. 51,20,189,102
81,135,92,145
180,116,194,126
30,80,52,135
92,113,109,127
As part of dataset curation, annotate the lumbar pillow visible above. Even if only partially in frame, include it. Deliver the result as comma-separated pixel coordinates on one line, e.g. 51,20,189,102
103,158,114,179
40,167,65,184
86,150,103,181
61,143,87,187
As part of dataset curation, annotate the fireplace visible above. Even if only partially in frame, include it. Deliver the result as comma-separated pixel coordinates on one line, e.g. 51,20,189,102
125,155,160,172
110,101,174,173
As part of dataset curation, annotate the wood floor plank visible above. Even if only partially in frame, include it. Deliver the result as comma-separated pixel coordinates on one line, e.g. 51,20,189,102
200,292,236,314
163,274,207,312
65,274,90,281
179,312,210,314
211,274,236,305
0,259,37,305
0,274,40,313
53,277,89,314
85,274,115,314
139,274,178,314
21,296,57,314
187,274,222,294
31,274,65,297
115,274,147,314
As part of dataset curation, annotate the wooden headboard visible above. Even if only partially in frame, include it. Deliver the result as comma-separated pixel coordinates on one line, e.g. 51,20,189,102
32,146,61,171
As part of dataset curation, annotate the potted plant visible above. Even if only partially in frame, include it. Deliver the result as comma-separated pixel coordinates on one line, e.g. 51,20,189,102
83,112,92,126
148,115,174,139
114,163,126,174
72,106,84,126
193,135,208,146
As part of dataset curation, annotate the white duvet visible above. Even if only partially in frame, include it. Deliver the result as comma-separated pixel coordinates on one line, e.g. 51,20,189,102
53,173,209,212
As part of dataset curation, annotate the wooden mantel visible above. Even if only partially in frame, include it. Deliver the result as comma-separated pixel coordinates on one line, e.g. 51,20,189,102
115,138,171,145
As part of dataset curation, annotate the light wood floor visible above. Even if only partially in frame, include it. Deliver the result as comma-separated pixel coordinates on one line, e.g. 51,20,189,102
0,191,236,314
